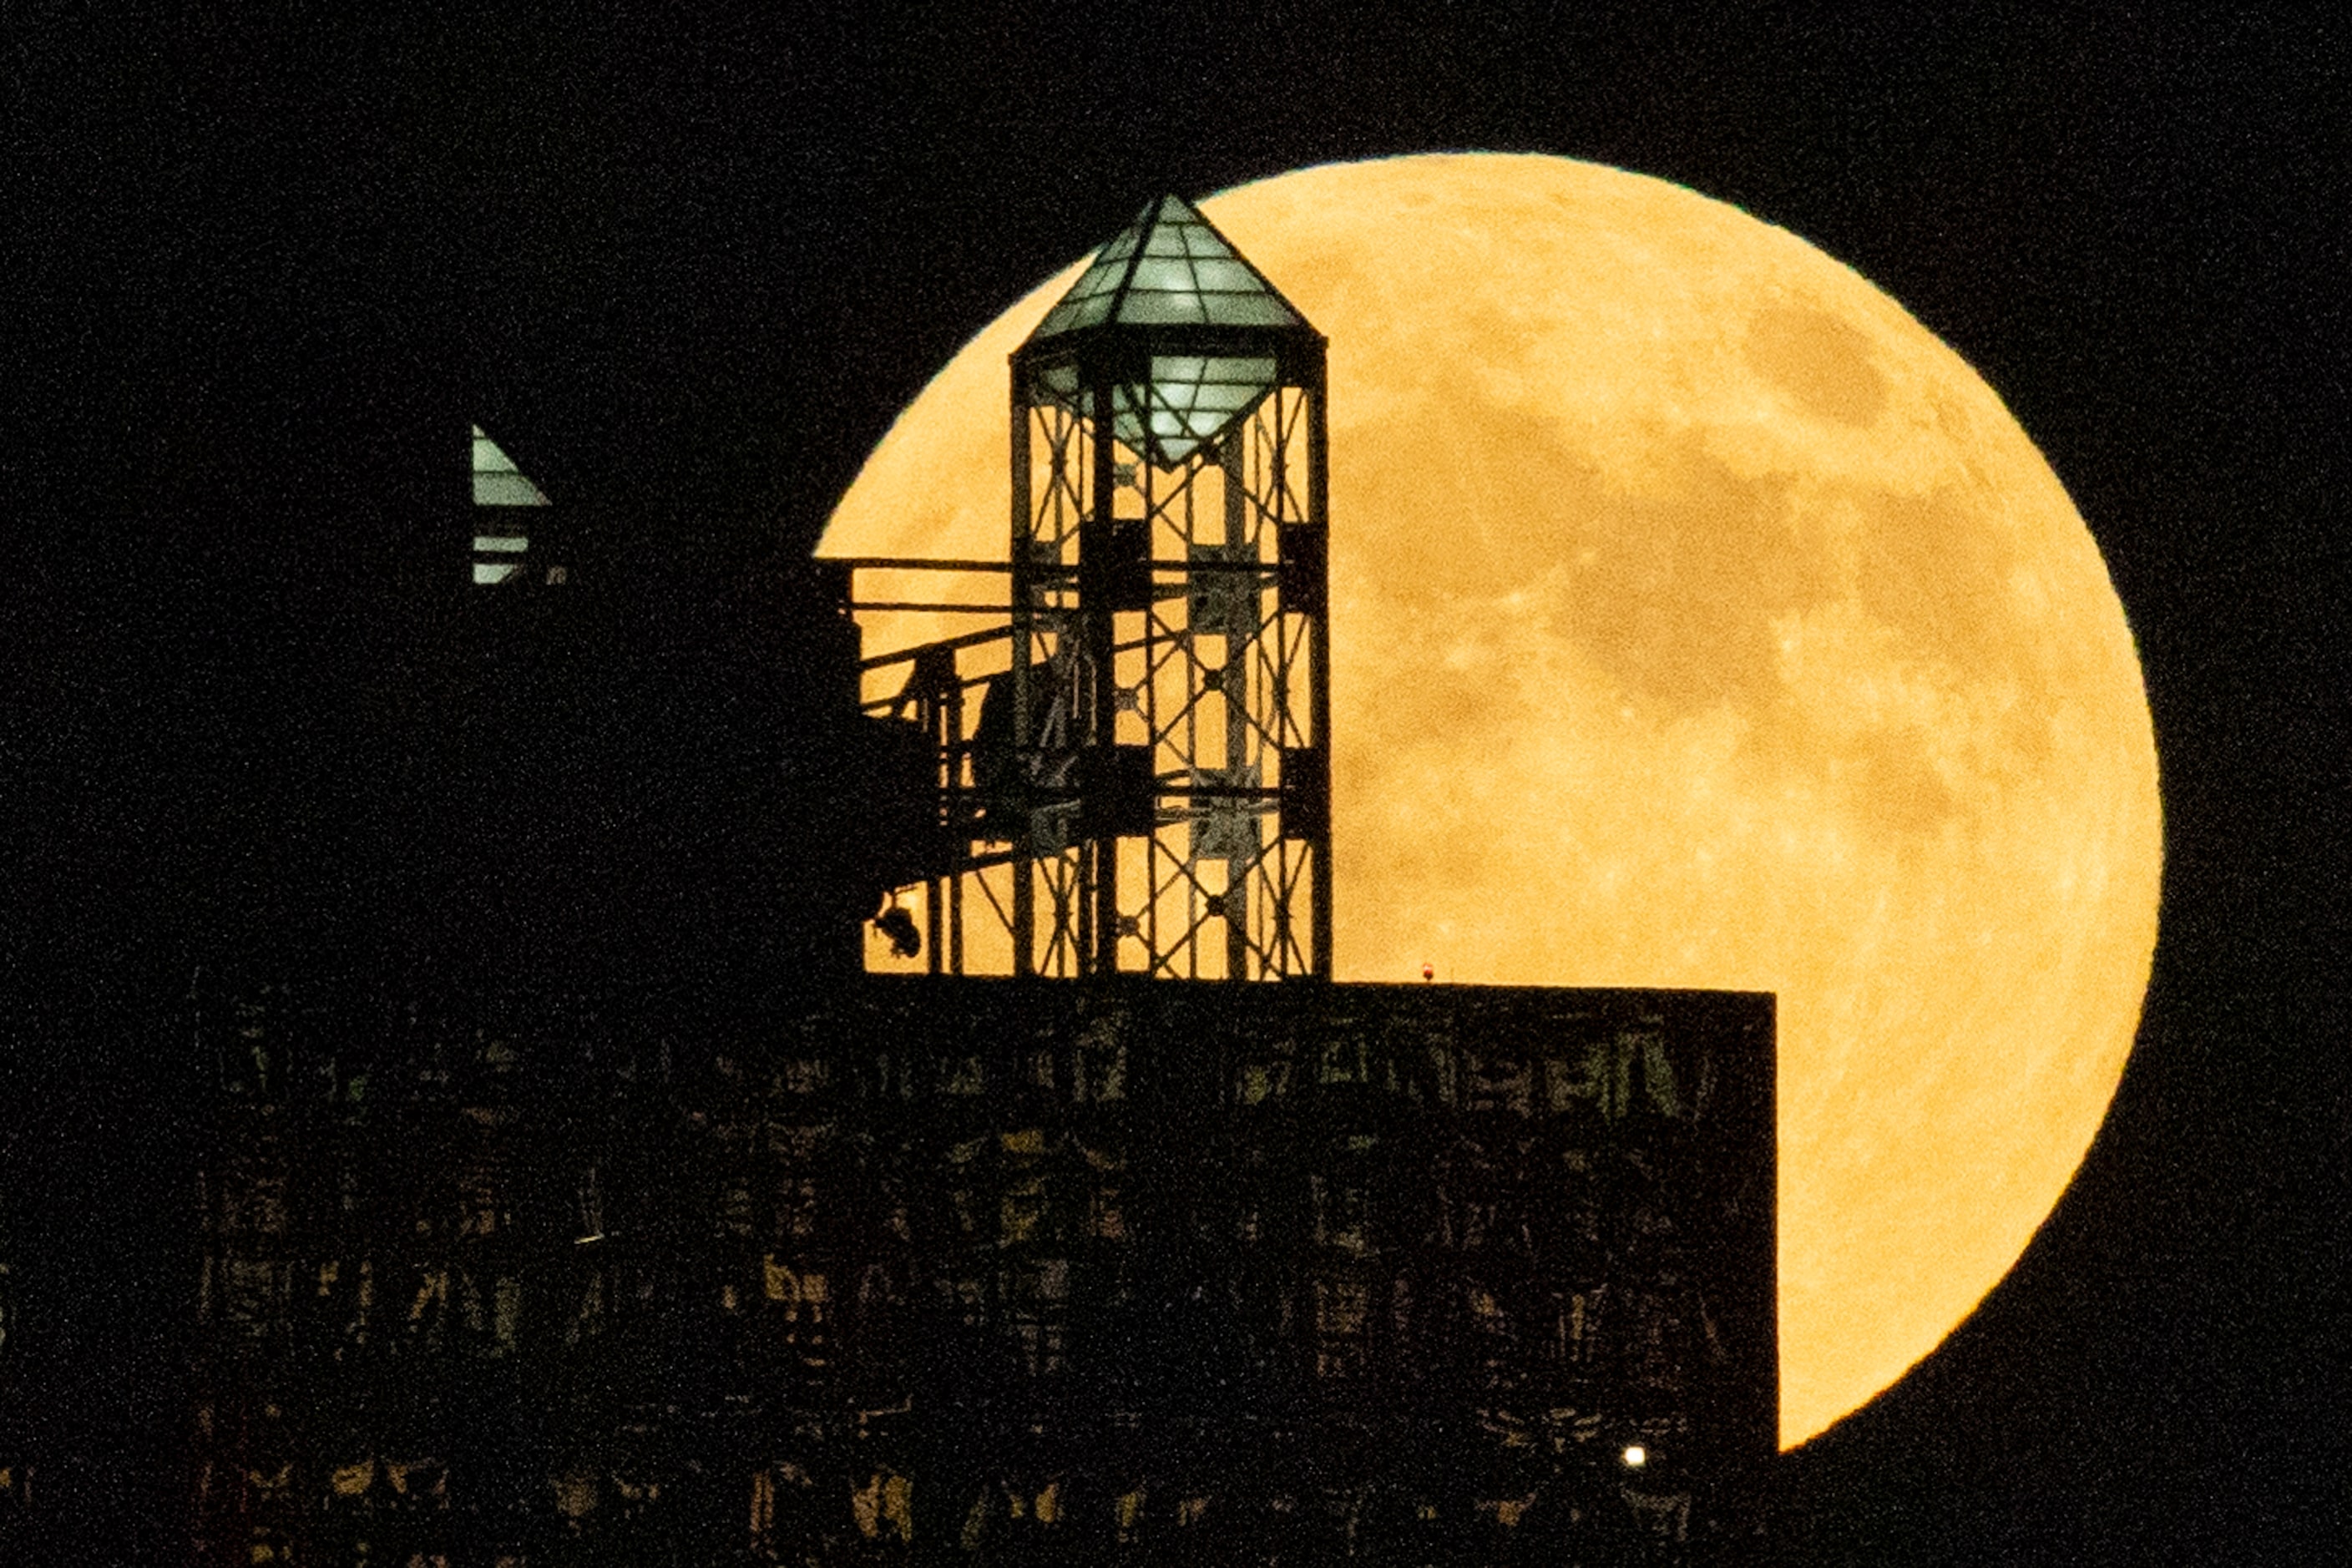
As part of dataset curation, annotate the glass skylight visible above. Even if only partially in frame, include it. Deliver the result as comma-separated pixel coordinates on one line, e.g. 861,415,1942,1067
470,423,549,586
1029,195,1305,341
472,424,549,508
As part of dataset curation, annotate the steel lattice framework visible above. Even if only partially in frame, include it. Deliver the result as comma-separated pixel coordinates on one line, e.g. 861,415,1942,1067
850,194,1331,982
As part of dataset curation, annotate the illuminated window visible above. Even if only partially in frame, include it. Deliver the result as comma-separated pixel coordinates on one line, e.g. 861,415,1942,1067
470,423,549,585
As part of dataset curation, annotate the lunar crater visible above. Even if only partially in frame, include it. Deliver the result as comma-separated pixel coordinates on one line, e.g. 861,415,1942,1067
1744,303,1893,427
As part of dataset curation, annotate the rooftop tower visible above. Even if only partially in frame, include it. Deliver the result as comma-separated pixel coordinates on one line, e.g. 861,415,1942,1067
849,195,1331,981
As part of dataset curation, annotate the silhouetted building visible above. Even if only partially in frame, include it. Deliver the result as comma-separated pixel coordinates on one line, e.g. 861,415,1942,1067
22,194,1781,1565
190,974,1771,1565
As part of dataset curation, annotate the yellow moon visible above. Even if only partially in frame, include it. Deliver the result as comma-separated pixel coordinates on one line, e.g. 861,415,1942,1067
821,154,2162,1449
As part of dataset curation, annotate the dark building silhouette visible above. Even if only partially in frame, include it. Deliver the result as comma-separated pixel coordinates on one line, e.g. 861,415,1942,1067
189,975,1772,1565
10,195,1776,1565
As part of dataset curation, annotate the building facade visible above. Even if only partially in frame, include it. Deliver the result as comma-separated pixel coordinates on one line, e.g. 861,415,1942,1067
192,974,1772,1565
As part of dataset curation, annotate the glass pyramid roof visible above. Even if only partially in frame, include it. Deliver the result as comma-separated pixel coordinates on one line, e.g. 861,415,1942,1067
1028,194,1306,341
1024,196,1312,465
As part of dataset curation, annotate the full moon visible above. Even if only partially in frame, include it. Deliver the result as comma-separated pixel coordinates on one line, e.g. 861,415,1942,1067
820,154,2162,1448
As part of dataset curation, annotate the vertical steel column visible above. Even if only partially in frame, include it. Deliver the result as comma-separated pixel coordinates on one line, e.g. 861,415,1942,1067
940,673,964,975
1009,375,1036,976
925,678,944,976
1085,363,1120,975
1222,427,1252,982
1308,355,1333,981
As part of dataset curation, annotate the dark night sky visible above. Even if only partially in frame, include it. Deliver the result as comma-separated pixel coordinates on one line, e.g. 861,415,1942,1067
6,6,2344,1560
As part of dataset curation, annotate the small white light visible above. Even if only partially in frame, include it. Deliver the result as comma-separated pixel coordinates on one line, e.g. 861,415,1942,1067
1621,1444,1646,1469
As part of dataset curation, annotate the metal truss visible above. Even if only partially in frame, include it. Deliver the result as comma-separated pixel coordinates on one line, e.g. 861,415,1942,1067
844,344,1330,982
842,192,1331,982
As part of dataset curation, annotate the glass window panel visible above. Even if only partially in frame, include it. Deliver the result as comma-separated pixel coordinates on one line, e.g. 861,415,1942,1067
1129,258,1194,293
472,438,518,473
1181,224,1236,259
473,535,529,553
473,473,550,506
1119,293,1207,325
1143,226,1186,255
1042,292,1115,337
1208,296,1298,326
473,562,523,585
1196,356,1275,384
1191,260,1257,292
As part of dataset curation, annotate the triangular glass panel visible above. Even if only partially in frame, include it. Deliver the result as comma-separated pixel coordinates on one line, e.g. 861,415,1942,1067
1111,354,1281,467
472,423,550,507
